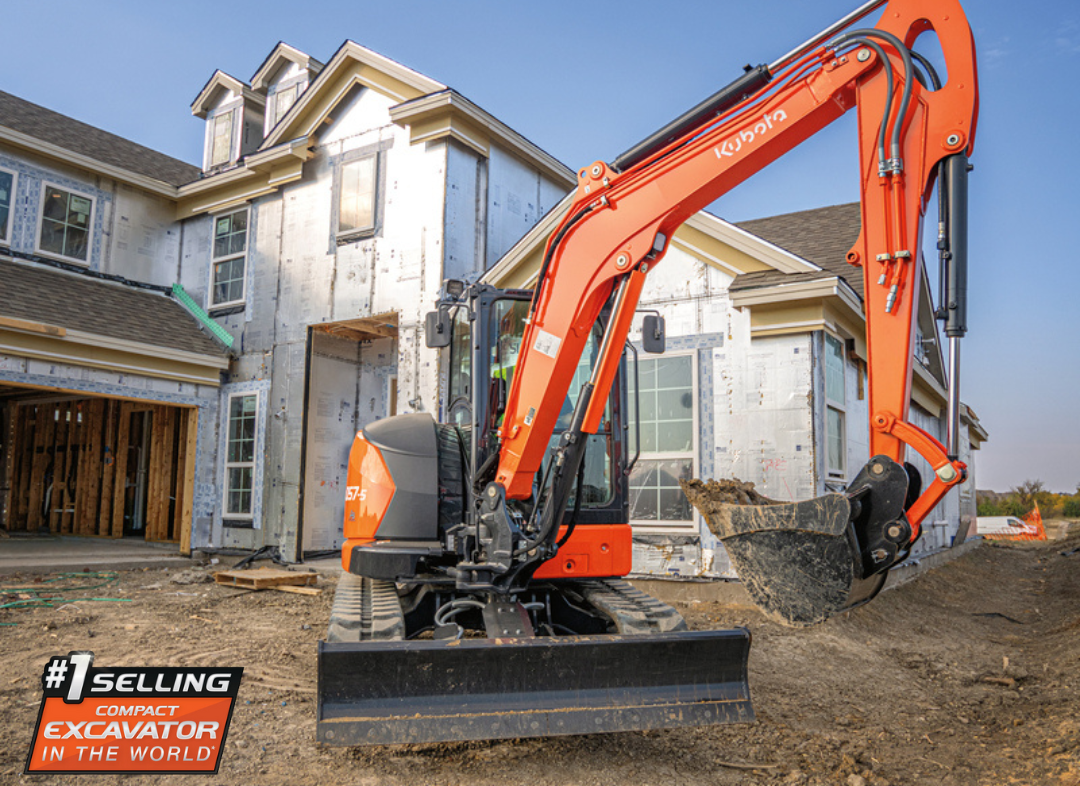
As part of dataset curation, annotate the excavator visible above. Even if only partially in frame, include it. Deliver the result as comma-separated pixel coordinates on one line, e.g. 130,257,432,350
317,0,979,746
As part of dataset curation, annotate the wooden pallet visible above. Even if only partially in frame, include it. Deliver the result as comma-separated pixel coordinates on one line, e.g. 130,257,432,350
213,567,318,590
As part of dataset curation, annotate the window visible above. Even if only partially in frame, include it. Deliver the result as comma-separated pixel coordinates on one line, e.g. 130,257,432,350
824,333,846,477
37,184,94,264
337,153,378,241
271,83,298,126
224,393,259,519
0,168,15,245
210,208,248,308
628,353,696,527
209,109,236,168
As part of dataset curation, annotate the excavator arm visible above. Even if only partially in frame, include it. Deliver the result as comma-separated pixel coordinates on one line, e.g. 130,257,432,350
488,0,979,617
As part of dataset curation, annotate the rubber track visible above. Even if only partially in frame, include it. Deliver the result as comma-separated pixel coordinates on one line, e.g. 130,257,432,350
577,579,689,634
326,571,406,642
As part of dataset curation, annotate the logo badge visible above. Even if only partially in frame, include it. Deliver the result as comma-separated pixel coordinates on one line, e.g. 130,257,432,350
26,652,242,774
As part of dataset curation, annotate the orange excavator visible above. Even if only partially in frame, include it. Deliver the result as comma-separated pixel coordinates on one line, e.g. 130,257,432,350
317,0,979,746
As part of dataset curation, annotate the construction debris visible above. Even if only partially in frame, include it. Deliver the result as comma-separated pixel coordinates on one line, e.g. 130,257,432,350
213,567,317,591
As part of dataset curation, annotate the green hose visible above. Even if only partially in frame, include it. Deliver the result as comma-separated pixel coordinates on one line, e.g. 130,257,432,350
0,571,131,613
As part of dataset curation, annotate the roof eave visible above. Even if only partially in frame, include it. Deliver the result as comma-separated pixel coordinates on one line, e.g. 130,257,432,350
389,90,575,189
0,125,181,198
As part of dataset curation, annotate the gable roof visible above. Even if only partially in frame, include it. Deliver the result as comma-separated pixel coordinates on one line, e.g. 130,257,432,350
0,258,225,358
259,39,445,151
733,202,864,299
251,42,324,91
190,70,265,119
0,91,201,188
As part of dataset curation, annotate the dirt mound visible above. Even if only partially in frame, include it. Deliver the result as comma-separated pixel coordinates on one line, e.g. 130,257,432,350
680,477,775,512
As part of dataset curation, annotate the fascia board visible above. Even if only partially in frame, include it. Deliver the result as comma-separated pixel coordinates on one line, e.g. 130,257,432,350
251,43,324,90
63,329,230,368
191,71,264,118
390,90,575,188
0,330,227,386
961,403,989,443
243,138,313,170
685,211,820,274
175,142,309,216
730,276,854,309
0,126,180,198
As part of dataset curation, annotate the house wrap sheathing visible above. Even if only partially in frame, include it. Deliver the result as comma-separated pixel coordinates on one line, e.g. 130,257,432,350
484,200,987,580
1,40,573,558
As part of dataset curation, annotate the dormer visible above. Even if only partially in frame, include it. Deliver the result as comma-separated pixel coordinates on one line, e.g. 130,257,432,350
250,43,324,138
191,71,266,172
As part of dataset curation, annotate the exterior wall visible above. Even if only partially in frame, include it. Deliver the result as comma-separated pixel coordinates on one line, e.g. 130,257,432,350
181,82,565,556
484,146,565,268
0,147,184,286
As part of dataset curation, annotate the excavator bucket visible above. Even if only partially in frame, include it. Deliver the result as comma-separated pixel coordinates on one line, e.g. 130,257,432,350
317,629,753,746
682,478,890,626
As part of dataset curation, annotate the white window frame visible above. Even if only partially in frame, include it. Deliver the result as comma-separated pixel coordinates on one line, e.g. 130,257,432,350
0,167,17,247
208,206,250,310
264,75,306,136
35,181,96,265
335,151,380,243
824,332,847,479
222,391,262,523
628,350,699,533
204,102,241,170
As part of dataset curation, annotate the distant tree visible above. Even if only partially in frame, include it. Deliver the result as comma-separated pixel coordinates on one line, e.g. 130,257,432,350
1002,498,1027,517
1063,498,1080,519
1011,480,1046,511
977,499,1002,517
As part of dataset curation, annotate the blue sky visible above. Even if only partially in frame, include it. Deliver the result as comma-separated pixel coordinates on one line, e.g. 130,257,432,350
4,0,1077,493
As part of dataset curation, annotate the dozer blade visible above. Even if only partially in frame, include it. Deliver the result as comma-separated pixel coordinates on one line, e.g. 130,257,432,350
684,484,886,627
317,629,752,746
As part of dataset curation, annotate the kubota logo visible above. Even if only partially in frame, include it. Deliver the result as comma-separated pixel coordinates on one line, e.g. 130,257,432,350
345,486,367,502
714,110,788,159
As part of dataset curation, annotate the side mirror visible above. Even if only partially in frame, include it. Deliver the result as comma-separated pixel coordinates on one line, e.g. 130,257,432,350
642,314,665,354
425,310,452,348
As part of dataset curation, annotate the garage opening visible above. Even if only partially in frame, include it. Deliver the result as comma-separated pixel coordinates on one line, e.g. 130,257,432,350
2,391,197,543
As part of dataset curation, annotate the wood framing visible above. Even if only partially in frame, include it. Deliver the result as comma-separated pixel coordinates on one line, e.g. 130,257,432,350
3,397,198,545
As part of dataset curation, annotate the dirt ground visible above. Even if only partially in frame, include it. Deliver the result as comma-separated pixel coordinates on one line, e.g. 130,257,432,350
2,533,1078,786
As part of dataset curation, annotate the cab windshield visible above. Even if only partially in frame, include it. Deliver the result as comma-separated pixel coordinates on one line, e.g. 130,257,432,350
488,299,614,509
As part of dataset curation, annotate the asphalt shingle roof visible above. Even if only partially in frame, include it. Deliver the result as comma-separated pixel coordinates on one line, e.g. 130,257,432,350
733,203,864,300
1,258,226,357
0,91,201,188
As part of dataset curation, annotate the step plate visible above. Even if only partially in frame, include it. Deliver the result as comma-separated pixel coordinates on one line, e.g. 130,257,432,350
317,629,752,746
